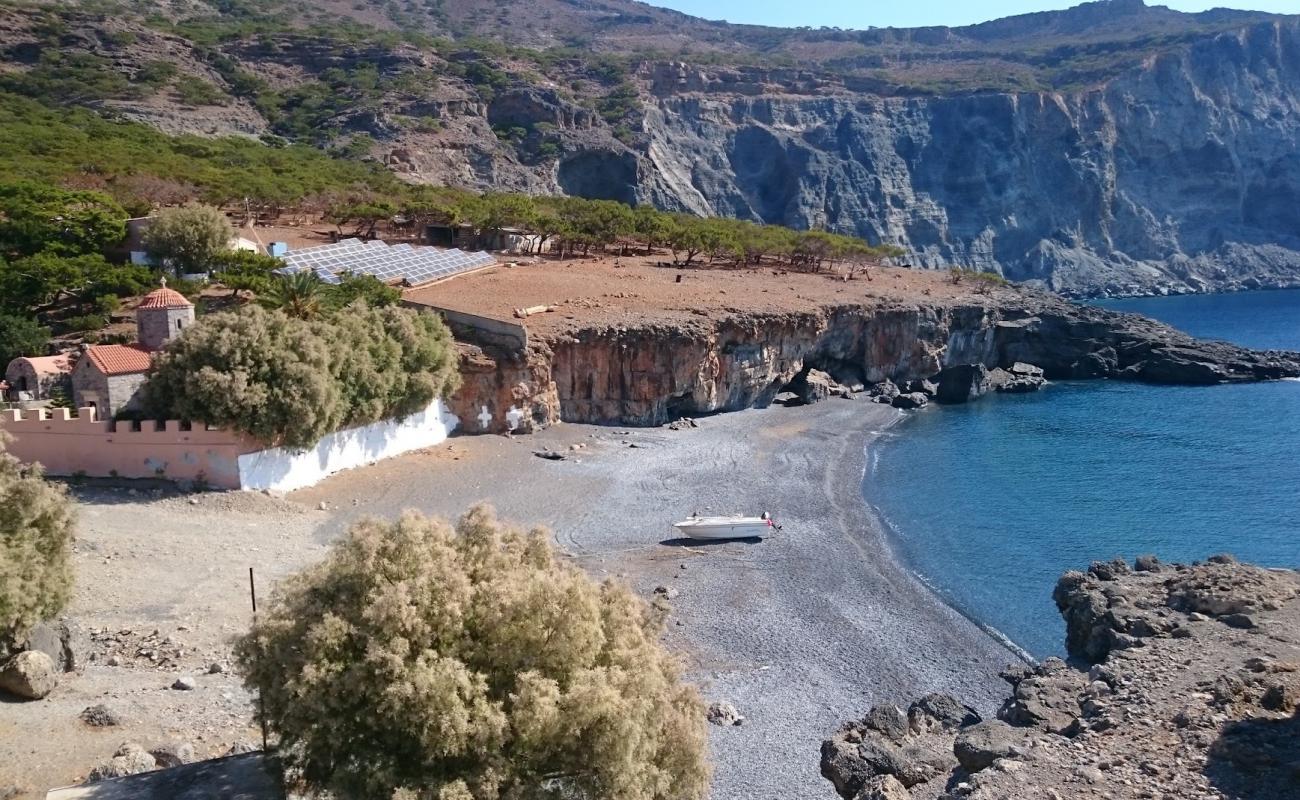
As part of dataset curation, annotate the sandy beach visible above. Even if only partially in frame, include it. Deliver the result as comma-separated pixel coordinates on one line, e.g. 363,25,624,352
2,398,1015,799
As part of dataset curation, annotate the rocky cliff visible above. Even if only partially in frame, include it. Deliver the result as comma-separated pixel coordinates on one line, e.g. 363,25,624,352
629,20,1300,297
447,287,1300,434
820,556,1300,800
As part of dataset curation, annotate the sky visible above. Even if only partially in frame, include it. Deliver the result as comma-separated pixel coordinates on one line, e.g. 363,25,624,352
650,1,1298,29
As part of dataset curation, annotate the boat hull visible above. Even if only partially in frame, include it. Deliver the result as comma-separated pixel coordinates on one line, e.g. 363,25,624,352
672,519,772,540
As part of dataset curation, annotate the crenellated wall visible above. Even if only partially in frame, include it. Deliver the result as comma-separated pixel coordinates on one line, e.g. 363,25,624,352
0,407,252,488
1,400,460,491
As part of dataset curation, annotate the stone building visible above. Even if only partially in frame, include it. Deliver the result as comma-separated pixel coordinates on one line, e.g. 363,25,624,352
2,354,72,403
71,282,194,417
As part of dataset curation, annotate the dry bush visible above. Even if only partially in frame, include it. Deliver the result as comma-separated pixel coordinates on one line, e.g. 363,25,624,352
0,432,75,649
235,506,710,800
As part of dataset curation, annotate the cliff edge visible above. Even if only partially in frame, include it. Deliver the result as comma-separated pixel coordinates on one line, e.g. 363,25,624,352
820,557,1300,800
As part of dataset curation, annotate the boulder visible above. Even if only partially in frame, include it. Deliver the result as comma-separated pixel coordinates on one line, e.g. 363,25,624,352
149,741,197,768
868,380,901,401
172,675,197,691
791,369,844,404
953,720,1024,772
87,742,157,782
891,392,929,410
1010,362,1045,378
989,366,1046,393
852,774,909,800
0,650,58,700
16,621,75,673
909,693,980,732
904,379,938,396
1134,554,1163,572
934,364,991,404
862,705,909,742
706,701,744,727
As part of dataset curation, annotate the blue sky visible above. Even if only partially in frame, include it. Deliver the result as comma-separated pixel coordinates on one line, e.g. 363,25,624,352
650,1,1298,29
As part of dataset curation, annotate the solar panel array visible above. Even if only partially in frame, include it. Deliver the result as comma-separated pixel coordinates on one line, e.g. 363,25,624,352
276,238,496,287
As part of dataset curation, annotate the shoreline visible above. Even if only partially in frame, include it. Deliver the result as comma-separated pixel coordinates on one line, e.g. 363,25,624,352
296,398,1020,799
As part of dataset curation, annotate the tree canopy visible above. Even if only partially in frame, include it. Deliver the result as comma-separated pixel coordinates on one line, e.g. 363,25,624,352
143,205,232,275
235,505,710,800
0,181,125,259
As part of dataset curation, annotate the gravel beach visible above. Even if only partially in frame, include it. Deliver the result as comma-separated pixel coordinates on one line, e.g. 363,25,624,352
3,398,1015,799
301,398,1017,799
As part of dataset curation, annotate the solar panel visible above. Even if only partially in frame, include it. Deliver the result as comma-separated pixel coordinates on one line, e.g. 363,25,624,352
274,239,495,288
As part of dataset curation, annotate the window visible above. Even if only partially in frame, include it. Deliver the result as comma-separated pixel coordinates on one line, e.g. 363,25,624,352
176,319,184,330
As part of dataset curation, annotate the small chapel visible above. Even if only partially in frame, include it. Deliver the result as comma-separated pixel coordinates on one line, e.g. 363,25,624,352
71,280,195,418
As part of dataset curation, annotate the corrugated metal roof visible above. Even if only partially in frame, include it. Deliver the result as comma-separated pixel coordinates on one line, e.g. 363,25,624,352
83,344,153,376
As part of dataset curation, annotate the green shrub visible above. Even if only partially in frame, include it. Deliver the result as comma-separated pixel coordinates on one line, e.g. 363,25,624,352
174,76,229,106
61,313,107,332
0,433,76,650
234,505,710,800
145,304,458,450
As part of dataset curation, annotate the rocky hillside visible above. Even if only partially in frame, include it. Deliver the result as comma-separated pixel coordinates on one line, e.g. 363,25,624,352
3,0,1299,295
820,556,1300,800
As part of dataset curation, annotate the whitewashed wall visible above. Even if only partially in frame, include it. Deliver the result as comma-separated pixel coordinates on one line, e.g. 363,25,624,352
236,400,459,492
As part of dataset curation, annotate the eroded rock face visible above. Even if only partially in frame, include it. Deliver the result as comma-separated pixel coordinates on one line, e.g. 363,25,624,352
822,558,1300,800
450,291,1300,431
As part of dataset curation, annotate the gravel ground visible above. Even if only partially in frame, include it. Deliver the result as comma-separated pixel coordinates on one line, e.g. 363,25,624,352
298,398,1017,799
3,398,1015,799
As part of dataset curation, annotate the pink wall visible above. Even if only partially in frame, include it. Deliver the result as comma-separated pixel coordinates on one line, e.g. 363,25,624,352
0,408,257,489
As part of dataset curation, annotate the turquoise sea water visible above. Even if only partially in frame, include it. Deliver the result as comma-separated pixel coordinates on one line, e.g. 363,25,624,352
866,289,1300,658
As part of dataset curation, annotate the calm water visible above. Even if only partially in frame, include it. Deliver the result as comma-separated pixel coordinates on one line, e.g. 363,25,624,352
866,289,1300,658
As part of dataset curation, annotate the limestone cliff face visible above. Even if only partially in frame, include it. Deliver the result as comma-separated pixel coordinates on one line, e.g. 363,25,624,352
450,292,1300,433
632,20,1300,297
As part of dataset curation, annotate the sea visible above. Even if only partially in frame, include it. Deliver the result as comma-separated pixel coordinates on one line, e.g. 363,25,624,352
865,289,1300,658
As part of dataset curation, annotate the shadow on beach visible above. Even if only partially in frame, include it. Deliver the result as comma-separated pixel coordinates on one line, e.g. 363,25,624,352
658,536,765,547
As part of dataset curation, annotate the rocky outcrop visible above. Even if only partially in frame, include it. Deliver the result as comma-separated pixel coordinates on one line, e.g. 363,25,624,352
821,558,1300,800
453,289,1300,431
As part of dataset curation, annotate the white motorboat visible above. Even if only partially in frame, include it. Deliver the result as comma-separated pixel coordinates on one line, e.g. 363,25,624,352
672,512,780,540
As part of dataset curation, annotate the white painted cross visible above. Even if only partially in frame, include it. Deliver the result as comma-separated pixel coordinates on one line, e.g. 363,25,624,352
477,405,493,430
505,405,525,432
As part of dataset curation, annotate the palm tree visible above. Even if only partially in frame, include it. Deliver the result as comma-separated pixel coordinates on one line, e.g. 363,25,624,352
260,271,324,320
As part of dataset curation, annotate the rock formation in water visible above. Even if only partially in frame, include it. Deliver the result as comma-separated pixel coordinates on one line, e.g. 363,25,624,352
446,285,1300,434
820,556,1300,800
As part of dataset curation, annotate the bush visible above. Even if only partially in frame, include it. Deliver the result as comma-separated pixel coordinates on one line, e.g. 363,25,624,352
61,313,107,333
234,506,710,800
145,304,458,450
0,433,76,649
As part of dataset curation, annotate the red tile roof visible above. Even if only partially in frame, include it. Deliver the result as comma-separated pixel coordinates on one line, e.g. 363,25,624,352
15,354,73,379
83,344,154,376
138,286,192,309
